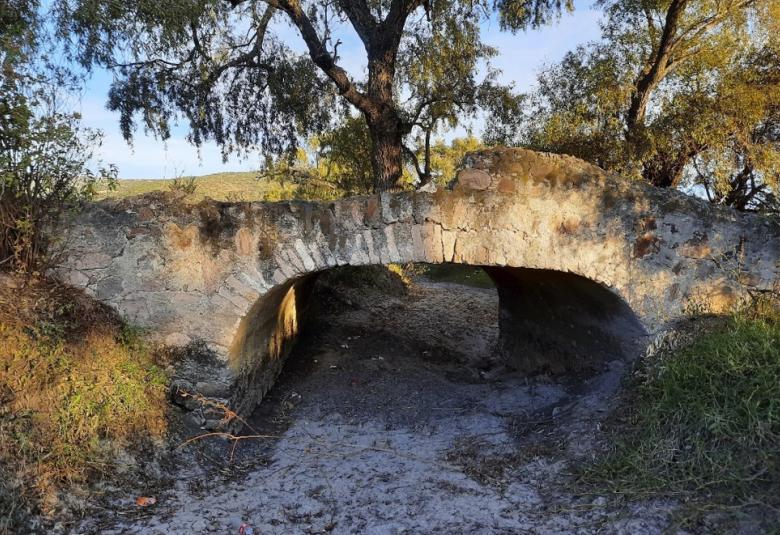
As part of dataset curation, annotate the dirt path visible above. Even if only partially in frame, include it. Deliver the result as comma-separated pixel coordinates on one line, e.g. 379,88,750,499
80,277,677,534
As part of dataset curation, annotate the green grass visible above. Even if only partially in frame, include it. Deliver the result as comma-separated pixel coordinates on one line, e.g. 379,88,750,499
420,263,495,289
97,171,299,202
583,305,780,527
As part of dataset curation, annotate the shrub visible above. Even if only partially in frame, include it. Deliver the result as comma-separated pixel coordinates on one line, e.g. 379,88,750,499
168,176,198,195
1,2,116,273
0,89,116,273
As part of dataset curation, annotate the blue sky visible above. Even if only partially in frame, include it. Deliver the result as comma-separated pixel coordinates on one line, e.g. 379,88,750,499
78,2,603,179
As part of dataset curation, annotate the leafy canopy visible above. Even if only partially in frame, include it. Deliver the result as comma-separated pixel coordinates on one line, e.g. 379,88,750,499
490,0,780,210
52,0,568,189
0,0,116,271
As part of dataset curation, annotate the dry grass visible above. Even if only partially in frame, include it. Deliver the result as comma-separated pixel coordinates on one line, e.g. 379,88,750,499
0,275,168,532
96,171,299,202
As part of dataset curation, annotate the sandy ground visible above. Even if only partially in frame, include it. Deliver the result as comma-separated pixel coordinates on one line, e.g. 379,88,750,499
75,277,678,534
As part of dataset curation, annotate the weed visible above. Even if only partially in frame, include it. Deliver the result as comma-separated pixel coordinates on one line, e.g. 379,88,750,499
168,176,198,195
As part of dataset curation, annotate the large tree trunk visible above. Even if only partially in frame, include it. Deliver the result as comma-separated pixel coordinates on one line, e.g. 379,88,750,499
274,0,416,192
364,45,406,191
367,115,405,191
642,146,698,188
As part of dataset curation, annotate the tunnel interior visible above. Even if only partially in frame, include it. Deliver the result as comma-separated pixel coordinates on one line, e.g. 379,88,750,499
229,263,648,419
483,266,648,375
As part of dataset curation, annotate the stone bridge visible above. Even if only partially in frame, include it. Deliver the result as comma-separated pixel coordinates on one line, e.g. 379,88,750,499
54,148,780,426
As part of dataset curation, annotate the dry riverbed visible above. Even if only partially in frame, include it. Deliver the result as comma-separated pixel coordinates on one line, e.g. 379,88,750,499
76,273,679,534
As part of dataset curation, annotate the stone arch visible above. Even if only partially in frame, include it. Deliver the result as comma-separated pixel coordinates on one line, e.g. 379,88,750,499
223,260,649,420
53,148,780,426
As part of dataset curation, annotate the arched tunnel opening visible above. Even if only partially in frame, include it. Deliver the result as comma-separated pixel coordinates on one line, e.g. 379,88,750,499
192,264,652,529
231,263,648,436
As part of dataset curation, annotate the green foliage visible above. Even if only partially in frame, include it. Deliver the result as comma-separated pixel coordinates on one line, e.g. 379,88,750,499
422,136,484,186
312,115,374,196
398,8,500,184
0,0,116,272
0,0,39,69
52,0,565,190
495,0,780,211
584,306,780,526
0,279,168,527
168,176,198,195
496,0,573,30
420,263,496,289
54,0,338,160
0,91,117,271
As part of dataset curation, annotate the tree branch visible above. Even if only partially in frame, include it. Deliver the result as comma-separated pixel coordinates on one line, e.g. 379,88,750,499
403,143,425,180
261,0,374,113
336,0,378,47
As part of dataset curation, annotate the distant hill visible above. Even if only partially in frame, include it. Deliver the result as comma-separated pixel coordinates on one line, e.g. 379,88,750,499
97,171,299,202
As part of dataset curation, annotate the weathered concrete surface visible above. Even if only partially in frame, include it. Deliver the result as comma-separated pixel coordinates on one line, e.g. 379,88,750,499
53,148,780,425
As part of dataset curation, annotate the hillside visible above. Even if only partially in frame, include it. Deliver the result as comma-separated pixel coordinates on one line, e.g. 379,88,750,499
97,171,299,202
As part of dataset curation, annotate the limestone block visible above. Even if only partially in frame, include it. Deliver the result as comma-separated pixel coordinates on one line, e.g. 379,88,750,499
422,223,444,263
442,230,457,263
411,225,426,262
363,229,381,264
384,225,402,263
293,239,317,271
456,169,492,190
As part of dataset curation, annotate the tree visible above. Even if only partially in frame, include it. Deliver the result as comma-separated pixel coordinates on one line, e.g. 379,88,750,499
55,0,567,192
409,135,483,187
494,0,780,210
0,0,116,271
257,115,375,198
314,114,374,195
688,43,780,209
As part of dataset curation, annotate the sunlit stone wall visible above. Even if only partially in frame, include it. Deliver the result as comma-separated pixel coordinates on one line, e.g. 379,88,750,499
54,148,780,427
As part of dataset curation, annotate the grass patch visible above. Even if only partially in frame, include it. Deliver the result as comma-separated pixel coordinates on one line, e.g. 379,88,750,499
0,276,169,531
583,304,780,527
420,263,495,289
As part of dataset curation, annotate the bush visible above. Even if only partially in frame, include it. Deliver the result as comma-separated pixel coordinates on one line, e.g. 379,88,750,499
0,92,116,272
584,302,780,527
1,2,116,273
168,176,198,195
